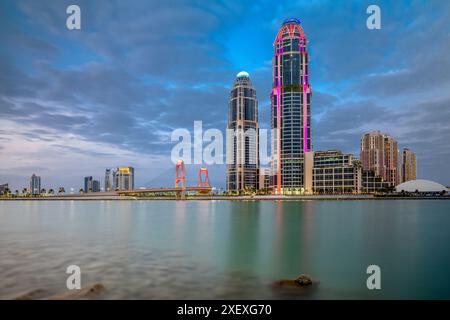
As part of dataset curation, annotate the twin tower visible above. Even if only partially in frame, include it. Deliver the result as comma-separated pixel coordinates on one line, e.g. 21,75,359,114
226,18,312,194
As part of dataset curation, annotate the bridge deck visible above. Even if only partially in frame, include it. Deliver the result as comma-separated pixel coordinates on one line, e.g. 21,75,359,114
118,187,212,194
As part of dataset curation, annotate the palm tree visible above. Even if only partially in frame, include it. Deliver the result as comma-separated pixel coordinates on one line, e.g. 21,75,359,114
48,189,54,195
58,187,66,194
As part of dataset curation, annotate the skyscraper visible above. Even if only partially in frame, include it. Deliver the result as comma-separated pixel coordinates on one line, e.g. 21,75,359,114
360,131,399,186
226,71,259,191
105,168,114,191
271,18,312,194
402,148,417,183
115,167,134,191
30,174,41,195
84,176,93,193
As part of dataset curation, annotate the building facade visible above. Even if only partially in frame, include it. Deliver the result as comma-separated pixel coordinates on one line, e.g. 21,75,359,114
226,71,259,192
312,150,361,194
271,18,312,194
84,176,93,193
360,131,399,186
115,167,134,191
30,174,41,195
402,148,417,183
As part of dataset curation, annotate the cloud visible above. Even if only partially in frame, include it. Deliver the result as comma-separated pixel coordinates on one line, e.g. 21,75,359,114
0,0,449,189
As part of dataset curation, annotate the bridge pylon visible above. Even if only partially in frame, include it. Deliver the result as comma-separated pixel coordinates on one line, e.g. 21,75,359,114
175,160,186,190
198,167,210,188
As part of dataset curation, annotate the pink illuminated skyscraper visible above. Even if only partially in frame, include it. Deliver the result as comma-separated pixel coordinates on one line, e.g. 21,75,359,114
271,18,312,194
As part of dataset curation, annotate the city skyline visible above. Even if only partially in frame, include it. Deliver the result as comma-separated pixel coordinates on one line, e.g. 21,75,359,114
1,0,450,191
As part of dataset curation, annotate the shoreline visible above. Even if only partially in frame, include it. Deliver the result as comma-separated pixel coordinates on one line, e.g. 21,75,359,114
1,194,449,201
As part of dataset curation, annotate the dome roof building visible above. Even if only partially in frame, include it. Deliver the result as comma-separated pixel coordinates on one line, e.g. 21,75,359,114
395,179,448,193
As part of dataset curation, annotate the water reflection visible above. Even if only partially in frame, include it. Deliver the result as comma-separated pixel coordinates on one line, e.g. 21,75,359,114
0,200,449,299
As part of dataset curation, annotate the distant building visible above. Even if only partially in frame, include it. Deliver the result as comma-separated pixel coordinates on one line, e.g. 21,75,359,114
360,131,399,186
84,176,100,193
30,174,41,195
104,168,114,191
226,71,259,192
92,180,101,192
115,167,134,191
84,176,93,193
401,148,417,183
0,183,9,195
311,150,361,194
361,170,392,193
396,179,448,194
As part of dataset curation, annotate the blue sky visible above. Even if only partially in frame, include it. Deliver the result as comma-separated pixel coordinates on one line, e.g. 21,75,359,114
1,0,449,190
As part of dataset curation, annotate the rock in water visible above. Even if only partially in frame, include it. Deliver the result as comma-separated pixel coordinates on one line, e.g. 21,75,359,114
49,283,105,300
276,274,315,288
295,274,313,287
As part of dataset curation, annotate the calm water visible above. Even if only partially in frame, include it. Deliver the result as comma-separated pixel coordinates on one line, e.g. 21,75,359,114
0,200,449,299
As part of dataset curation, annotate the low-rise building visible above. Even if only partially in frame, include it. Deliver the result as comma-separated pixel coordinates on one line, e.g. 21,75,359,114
361,170,392,193
312,150,362,194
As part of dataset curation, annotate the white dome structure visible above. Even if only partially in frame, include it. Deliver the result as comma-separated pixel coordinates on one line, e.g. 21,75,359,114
396,179,448,193
236,71,249,78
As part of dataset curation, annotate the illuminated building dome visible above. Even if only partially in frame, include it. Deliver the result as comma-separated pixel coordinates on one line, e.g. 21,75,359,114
282,18,302,25
395,179,448,193
236,71,249,78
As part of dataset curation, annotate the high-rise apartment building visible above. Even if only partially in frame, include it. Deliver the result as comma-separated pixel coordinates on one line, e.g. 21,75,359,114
226,71,259,191
402,148,417,183
30,174,41,195
115,167,134,191
360,131,399,186
271,18,312,194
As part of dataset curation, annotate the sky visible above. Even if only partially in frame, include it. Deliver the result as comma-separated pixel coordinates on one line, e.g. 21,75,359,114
1,0,450,191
